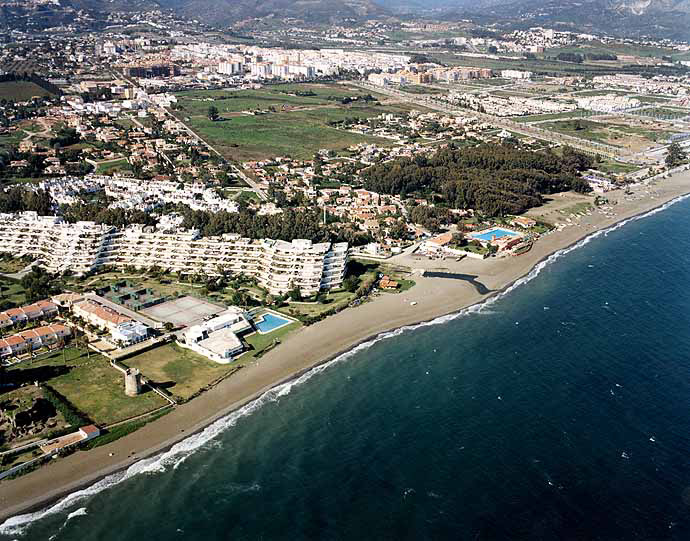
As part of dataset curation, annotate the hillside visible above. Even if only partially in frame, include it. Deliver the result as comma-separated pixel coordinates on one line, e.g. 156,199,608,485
411,0,690,40
156,0,386,24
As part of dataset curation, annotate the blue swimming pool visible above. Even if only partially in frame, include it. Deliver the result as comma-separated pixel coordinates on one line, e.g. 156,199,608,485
471,228,518,242
255,312,292,333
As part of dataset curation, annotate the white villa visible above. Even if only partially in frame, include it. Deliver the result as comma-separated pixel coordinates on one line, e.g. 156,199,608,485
181,307,252,363
0,212,349,296
111,321,149,346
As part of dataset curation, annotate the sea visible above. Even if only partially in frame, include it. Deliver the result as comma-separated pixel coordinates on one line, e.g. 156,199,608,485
3,195,690,540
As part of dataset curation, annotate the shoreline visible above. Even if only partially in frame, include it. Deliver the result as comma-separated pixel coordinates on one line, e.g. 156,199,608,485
2,170,690,526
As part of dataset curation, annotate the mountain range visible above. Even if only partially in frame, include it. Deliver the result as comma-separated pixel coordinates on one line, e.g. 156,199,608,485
379,0,690,39
475,0,690,40
3,0,690,40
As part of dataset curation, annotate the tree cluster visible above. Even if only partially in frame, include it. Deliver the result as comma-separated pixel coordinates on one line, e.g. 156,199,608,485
180,207,331,242
665,142,687,168
362,144,593,216
60,202,157,227
0,187,52,214
556,52,584,63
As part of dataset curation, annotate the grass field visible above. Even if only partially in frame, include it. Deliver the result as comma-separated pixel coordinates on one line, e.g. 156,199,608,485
10,348,167,425
0,255,29,274
0,81,52,102
95,158,132,175
512,110,586,123
173,84,414,161
539,119,623,146
65,271,242,309
593,160,640,175
0,278,27,307
0,128,23,152
0,385,69,448
546,42,674,60
122,343,235,401
435,53,622,77
277,289,355,319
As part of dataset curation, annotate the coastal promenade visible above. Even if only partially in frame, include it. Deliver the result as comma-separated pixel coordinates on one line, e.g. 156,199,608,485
3,170,690,522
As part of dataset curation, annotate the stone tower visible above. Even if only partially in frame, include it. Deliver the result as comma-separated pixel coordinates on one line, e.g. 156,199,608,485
124,368,142,397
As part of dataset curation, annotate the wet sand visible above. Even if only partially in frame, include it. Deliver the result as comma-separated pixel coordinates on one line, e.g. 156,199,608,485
2,170,690,522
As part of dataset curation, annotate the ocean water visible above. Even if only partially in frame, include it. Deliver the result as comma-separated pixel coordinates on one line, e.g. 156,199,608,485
4,196,690,540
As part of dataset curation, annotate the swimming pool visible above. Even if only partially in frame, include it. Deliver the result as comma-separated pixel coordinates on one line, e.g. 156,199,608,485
471,228,519,242
254,312,292,334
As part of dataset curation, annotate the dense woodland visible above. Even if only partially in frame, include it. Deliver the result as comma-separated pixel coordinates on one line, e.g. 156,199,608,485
179,207,370,246
61,203,157,228
362,144,593,216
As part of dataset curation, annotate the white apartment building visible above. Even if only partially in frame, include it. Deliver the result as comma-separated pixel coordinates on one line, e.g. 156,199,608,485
0,212,348,296
218,60,244,75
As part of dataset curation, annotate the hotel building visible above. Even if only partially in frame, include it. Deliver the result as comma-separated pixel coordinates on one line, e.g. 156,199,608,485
0,213,348,296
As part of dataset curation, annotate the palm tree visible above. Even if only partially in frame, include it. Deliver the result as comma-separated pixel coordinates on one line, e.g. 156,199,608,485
76,330,90,360
57,337,66,364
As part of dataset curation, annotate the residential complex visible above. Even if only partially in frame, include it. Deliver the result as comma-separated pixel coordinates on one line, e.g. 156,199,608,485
0,212,349,296
0,300,59,329
0,324,71,358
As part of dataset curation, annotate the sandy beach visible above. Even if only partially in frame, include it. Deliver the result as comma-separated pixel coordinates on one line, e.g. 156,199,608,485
2,169,690,523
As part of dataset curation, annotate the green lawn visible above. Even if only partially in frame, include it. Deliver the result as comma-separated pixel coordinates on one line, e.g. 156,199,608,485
95,158,132,175
0,81,52,102
9,348,167,426
402,84,445,95
122,343,236,401
65,271,244,308
238,318,301,363
546,42,674,60
277,289,355,319
539,119,619,146
0,129,23,152
594,160,640,175
0,255,30,274
0,278,27,307
0,385,69,448
559,202,595,216
235,190,261,204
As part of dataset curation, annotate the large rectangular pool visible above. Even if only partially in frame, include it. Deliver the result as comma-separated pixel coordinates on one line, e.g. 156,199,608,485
255,312,292,334
471,228,519,242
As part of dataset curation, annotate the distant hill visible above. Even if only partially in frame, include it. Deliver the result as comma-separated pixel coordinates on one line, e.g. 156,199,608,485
1,0,389,31
155,0,388,25
488,0,690,40
67,0,161,11
384,0,690,40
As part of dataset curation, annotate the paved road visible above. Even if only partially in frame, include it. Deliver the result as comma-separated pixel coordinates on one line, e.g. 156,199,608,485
160,107,268,201
108,64,267,201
